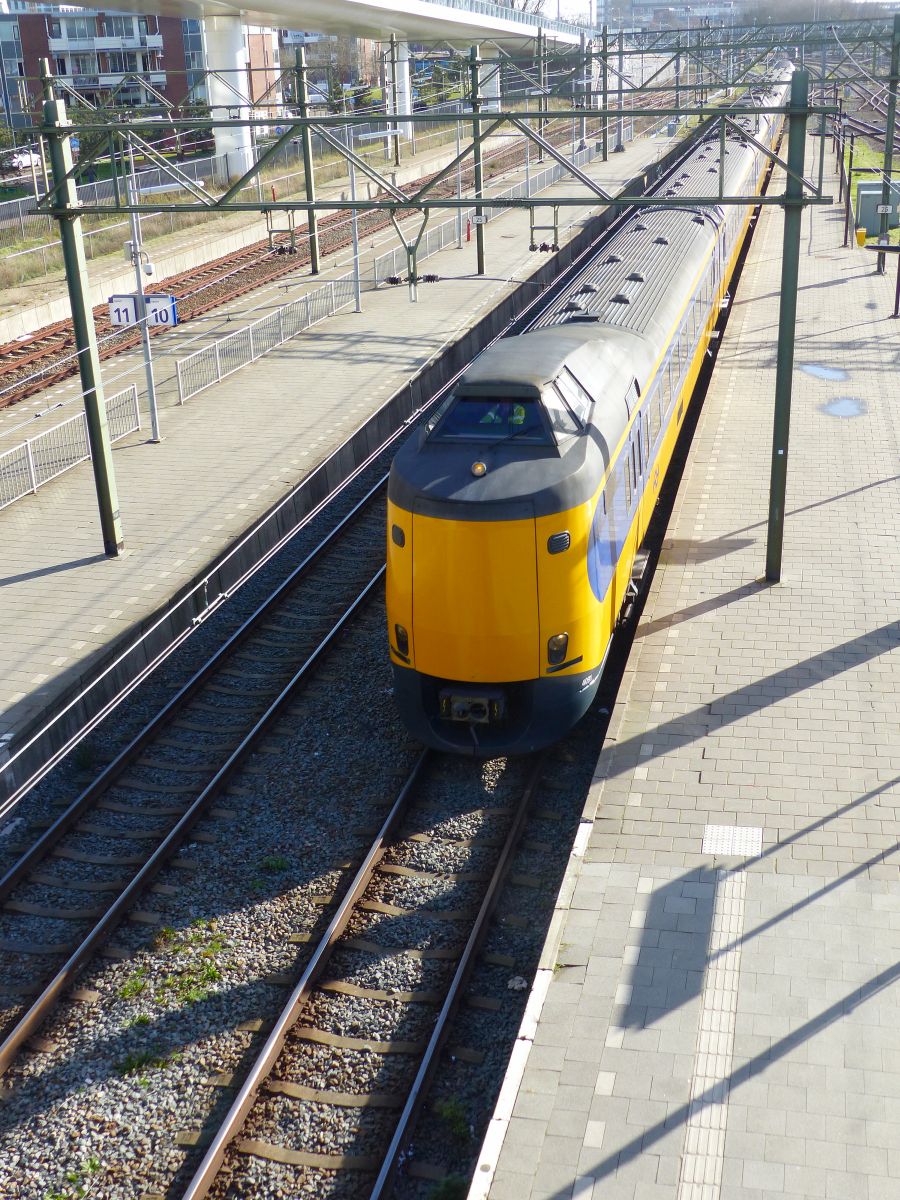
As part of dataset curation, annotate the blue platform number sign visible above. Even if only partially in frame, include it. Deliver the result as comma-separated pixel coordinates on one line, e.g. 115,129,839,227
145,294,178,326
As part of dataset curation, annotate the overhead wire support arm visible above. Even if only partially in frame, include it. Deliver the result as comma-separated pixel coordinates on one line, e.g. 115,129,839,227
407,115,507,205
122,130,214,206
509,117,612,200
215,125,303,206
313,124,409,203
721,113,826,197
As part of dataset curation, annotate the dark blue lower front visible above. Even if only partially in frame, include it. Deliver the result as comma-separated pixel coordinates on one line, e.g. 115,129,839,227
391,664,602,757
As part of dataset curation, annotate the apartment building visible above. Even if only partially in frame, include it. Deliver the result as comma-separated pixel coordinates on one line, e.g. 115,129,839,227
0,5,282,130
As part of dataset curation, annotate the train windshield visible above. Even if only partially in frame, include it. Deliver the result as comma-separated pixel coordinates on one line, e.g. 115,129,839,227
429,396,551,444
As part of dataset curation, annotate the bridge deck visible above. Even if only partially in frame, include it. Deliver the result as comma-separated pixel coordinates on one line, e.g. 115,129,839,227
474,145,900,1200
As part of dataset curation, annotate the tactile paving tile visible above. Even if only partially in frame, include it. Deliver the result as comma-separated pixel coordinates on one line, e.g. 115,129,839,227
701,824,762,857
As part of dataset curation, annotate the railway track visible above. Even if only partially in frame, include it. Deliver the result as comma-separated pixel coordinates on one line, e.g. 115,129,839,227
0,104,673,411
0,473,389,1063
184,750,546,1200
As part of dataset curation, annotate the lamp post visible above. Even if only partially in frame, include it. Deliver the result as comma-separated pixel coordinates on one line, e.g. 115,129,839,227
343,122,362,313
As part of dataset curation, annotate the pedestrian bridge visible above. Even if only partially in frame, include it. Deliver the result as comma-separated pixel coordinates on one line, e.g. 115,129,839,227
148,0,587,44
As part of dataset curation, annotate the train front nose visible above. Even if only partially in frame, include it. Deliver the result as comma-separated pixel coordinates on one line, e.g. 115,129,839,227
409,504,539,684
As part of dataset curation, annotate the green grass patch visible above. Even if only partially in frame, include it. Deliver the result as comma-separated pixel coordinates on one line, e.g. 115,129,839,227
117,966,148,1000
44,1157,101,1200
433,1096,471,1141
259,853,290,873
115,1048,181,1076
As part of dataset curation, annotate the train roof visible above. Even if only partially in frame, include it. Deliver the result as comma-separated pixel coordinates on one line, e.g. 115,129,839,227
457,324,651,398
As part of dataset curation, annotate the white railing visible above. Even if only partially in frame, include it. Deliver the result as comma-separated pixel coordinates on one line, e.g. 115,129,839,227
175,275,355,403
0,385,140,512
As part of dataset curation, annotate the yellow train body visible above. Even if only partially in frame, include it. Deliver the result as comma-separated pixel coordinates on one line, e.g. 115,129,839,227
386,80,786,754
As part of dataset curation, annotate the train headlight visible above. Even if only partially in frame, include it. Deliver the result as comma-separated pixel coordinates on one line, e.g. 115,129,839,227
547,633,569,665
395,624,409,656
471,461,487,477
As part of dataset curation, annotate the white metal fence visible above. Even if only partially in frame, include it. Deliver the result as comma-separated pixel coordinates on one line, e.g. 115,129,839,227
0,385,140,511
175,275,355,403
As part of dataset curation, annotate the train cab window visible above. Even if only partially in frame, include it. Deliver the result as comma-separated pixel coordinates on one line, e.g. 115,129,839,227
428,395,551,444
546,387,581,439
556,370,593,424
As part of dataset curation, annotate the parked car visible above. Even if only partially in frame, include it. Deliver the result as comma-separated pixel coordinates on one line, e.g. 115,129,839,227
5,149,41,172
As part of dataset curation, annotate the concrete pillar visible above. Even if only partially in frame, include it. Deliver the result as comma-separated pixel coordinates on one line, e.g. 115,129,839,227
480,48,501,113
203,15,253,178
385,38,412,137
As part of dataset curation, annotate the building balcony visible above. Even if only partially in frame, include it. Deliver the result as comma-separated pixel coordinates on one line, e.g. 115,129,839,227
98,71,167,87
94,35,139,50
48,36,95,52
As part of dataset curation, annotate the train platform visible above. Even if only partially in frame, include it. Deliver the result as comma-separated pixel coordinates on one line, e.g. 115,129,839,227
472,150,900,1199
0,125,678,790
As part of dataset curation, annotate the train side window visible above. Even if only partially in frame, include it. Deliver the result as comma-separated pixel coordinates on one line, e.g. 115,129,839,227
633,437,640,484
650,392,662,442
642,412,651,461
623,455,632,511
557,370,593,424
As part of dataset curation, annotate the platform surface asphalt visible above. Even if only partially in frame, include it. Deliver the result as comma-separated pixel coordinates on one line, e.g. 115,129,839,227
475,146,900,1200
0,129,677,754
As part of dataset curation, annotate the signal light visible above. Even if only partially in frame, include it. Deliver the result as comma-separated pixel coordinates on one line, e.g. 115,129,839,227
547,633,569,665
395,624,409,656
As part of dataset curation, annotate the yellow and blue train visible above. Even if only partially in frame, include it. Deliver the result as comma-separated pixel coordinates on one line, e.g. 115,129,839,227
386,72,792,755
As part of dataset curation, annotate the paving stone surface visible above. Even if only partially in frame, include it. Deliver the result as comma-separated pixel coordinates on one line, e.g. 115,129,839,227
483,143,900,1200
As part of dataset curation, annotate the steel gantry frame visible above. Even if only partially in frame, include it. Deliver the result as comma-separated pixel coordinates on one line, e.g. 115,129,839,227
30,14,895,578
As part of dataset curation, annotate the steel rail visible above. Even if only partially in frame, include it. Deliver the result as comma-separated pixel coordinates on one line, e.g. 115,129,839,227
179,747,432,1199
369,752,547,1200
180,751,546,1200
0,564,387,1077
